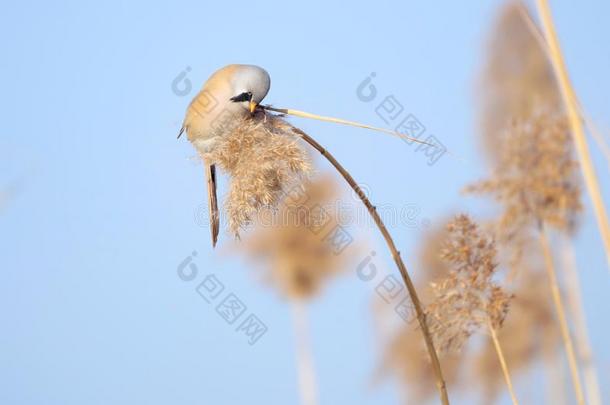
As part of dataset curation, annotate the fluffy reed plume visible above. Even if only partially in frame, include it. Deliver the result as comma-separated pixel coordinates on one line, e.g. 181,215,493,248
472,271,559,402
478,1,561,162
201,114,312,236
465,111,581,255
426,215,517,404
242,175,350,299
426,215,511,352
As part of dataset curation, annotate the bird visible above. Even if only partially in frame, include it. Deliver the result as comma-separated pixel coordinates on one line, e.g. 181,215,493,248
177,64,449,248
178,64,271,247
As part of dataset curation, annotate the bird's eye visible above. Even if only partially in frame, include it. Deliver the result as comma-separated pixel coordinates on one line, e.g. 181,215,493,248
230,92,252,102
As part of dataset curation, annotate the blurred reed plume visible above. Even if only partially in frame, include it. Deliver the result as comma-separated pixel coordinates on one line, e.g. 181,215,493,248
477,1,561,163
241,175,351,299
466,111,581,253
475,1,578,258
201,114,312,236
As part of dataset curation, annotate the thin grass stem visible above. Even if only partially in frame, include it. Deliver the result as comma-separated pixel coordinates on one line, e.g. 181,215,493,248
561,238,602,405
262,105,432,146
539,225,585,405
487,319,519,405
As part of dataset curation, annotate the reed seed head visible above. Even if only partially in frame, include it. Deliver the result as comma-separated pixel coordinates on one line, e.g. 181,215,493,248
202,114,312,236
426,215,512,353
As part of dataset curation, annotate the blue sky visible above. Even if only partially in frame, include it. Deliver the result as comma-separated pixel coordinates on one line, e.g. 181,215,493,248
1,1,610,404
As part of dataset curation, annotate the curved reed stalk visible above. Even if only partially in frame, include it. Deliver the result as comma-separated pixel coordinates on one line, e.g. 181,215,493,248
290,126,450,405
535,0,610,274
487,319,519,405
538,225,585,405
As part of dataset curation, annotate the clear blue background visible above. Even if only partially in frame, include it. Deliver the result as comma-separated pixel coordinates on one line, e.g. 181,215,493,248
1,1,609,404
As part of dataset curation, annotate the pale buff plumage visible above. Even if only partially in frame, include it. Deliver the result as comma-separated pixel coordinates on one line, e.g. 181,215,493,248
181,64,271,151
179,64,274,245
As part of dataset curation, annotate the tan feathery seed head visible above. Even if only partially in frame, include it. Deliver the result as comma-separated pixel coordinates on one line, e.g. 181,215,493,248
426,215,512,353
202,114,312,236
478,1,561,161
241,175,351,299
466,111,582,245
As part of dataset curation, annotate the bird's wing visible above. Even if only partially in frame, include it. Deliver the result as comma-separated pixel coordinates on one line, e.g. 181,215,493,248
205,163,220,247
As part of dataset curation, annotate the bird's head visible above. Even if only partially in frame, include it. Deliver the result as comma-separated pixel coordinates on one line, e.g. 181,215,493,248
229,65,271,114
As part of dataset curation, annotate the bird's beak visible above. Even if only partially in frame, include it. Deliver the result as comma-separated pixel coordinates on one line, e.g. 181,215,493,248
249,100,258,114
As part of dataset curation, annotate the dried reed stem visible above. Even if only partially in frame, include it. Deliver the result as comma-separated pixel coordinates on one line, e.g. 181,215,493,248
291,127,450,405
487,319,519,405
561,238,603,405
292,301,318,405
582,112,610,172
263,105,434,147
538,225,585,405
535,0,610,274
518,1,610,171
